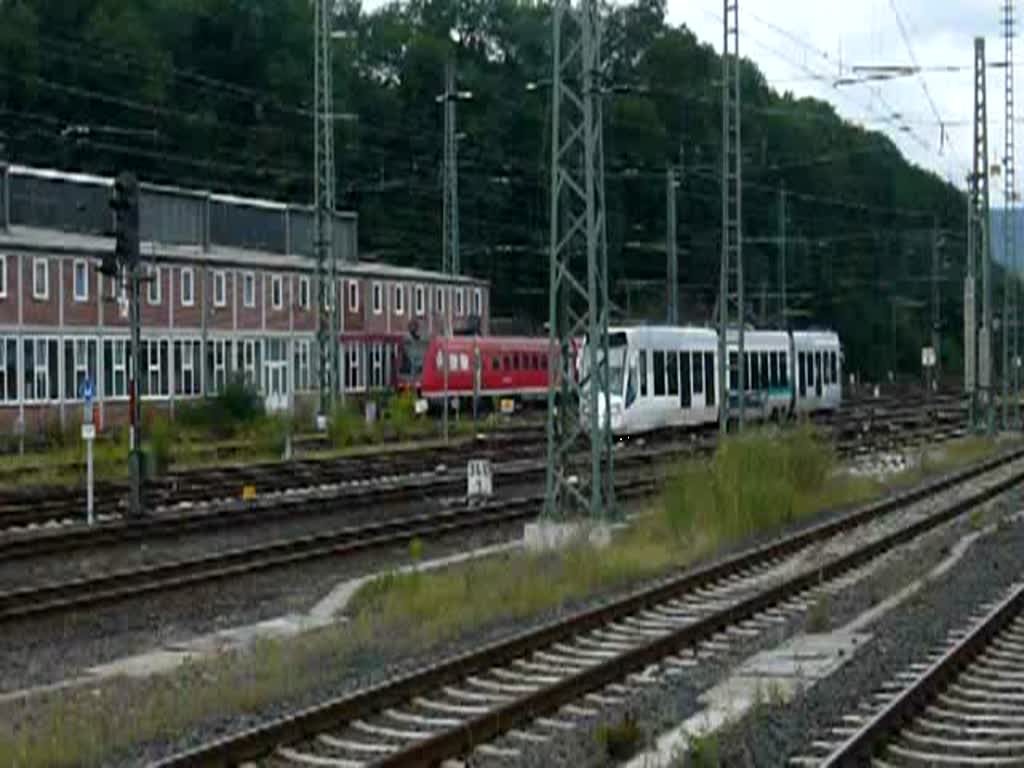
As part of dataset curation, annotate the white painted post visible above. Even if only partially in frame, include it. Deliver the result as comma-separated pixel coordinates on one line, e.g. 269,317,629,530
81,375,96,525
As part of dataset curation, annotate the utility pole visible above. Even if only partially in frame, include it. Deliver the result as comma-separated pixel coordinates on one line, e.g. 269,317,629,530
931,218,941,392
666,164,678,324
544,0,614,522
104,172,143,517
970,36,994,434
1004,0,1019,427
778,183,787,328
719,0,744,432
314,0,338,422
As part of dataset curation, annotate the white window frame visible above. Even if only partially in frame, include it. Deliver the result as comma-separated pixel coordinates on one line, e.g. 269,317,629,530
24,336,58,402
271,275,284,310
242,339,258,387
436,286,445,314
293,339,311,391
415,284,425,316
0,336,16,403
370,343,384,389
32,257,48,300
103,338,128,400
394,284,404,315
298,277,310,310
0,254,7,299
180,267,195,307
455,287,465,316
348,280,359,312
243,271,256,308
372,282,383,314
72,259,89,302
148,265,162,305
145,339,166,398
473,287,482,317
213,270,227,308
176,339,200,397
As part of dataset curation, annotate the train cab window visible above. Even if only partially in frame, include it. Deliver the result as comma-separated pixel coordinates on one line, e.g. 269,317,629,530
625,360,638,408
692,351,704,394
679,352,691,408
780,352,788,387
639,350,648,396
667,351,679,396
728,351,738,391
798,352,807,397
769,352,779,388
704,353,716,407
653,351,666,396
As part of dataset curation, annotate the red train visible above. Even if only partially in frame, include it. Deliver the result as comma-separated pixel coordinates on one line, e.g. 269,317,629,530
397,334,562,402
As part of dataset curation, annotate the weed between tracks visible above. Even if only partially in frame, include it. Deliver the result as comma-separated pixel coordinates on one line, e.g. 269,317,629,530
0,432,1002,767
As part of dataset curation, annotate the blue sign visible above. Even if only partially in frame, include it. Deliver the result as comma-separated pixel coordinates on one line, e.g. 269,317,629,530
80,376,95,403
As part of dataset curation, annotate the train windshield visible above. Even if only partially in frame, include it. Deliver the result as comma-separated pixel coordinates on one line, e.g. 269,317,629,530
581,332,628,396
399,338,428,377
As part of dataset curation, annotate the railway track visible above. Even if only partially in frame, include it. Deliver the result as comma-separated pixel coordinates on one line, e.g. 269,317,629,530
0,397,968,533
798,581,1024,767
152,445,1024,768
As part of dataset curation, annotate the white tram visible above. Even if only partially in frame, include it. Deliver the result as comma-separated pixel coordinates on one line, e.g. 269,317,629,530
588,325,842,436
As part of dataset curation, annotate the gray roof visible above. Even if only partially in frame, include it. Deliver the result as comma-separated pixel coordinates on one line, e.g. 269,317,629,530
0,225,486,286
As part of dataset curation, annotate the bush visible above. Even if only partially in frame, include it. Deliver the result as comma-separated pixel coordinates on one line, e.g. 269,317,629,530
146,416,174,476
663,426,836,548
176,377,264,439
383,390,424,440
329,403,367,447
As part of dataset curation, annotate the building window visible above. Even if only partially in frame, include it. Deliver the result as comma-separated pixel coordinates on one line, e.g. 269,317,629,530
213,270,227,307
0,337,17,402
345,342,364,391
181,267,195,307
103,338,128,399
32,257,48,300
0,254,7,299
243,272,256,308
415,285,425,316
148,266,161,305
271,275,283,310
371,282,383,314
294,339,311,391
370,343,385,389
140,339,169,397
63,337,98,400
72,259,89,302
394,284,404,315
207,339,232,394
436,286,445,314
174,339,202,396
473,288,482,317
238,339,260,389
347,280,359,312
298,277,310,310
23,337,59,401
455,287,465,316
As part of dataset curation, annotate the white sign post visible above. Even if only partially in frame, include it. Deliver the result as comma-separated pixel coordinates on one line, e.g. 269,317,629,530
80,376,96,525
467,459,493,500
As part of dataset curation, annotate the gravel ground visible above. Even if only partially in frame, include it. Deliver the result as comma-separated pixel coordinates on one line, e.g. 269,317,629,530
712,493,1024,768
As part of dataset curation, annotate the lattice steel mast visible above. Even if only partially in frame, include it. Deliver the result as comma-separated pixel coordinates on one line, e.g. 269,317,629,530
718,0,744,432
314,0,338,417
1004,0,1019,427
969,36,993,433
442,57,461,278
543,0,614,521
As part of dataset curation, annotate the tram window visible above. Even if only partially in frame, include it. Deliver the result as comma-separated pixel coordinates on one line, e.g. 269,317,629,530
541,354,548,371
679,352,691,408
798,352,807,397
692,351,704,394
639,350,648,396
491,356,500,371
653,351,666,396
503,355,510,370
761,353,769,390
513,353,520,370
704,352,716,407
728,351,738,391
815,352,823,396
769,352,778,388
780,352,788,387
806,352,814,387
533,354,540,370
830,350,837,383
751,353,760,391
667,351,679,396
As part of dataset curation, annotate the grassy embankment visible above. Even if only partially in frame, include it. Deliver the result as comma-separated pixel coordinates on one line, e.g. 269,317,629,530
0,429,1001,766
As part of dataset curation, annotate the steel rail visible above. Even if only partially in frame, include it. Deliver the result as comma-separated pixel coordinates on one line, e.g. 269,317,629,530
153,444,1024,768
819,581,1024,767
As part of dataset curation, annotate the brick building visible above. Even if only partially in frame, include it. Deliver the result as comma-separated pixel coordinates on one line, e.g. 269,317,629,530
0,164,489,434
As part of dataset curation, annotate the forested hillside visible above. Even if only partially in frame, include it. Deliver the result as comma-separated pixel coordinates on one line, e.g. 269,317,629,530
0,0,968,378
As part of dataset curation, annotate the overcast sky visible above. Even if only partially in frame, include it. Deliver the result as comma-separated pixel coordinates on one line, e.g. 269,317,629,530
672,0,1007,198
